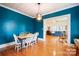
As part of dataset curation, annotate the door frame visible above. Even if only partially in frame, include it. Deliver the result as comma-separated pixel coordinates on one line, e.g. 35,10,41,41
43,14,71,45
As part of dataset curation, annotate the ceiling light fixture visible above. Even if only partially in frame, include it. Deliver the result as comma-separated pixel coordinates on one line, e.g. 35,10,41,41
36,3,42,21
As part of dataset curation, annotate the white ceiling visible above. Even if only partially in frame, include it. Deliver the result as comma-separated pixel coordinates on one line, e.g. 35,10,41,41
45,15,69,27
0,3,79,18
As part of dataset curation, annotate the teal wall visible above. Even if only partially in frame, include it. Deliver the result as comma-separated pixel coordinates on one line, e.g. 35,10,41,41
34,6,79,43
43,6,79,43
0,5,79,45
34,19,43,38
0,6,35,45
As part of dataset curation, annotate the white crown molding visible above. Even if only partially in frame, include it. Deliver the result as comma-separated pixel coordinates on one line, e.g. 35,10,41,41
0,4,34,18
0,4,79,19
42,4,79,16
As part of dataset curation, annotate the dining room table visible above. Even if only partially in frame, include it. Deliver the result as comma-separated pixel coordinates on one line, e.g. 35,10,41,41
17,33,33,48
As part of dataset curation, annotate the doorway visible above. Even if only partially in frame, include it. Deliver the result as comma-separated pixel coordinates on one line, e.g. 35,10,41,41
43,14,71,45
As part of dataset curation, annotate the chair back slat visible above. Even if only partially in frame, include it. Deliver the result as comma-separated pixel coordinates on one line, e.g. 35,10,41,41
13,34,19,43
33,32,39,40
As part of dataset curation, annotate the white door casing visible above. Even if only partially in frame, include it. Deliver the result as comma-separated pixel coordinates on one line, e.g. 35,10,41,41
43,14,71,45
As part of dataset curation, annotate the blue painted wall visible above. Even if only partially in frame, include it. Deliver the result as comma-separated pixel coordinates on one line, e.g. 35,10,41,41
34,19,43,38
0,5,79,45
0,6,34,45
43,6,79,43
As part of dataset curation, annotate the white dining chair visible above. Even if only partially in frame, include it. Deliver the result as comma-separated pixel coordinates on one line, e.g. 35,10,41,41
13,34,21,51
31,32,39,44
24,35,34,47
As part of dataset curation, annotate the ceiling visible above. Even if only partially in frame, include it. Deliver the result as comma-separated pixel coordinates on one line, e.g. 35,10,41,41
45,15,69,27
0,3,79,18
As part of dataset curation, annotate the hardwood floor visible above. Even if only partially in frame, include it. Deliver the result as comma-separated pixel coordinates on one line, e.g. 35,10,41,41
0,35,77,56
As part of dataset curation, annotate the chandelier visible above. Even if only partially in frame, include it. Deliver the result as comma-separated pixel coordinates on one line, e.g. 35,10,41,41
36,3,42,21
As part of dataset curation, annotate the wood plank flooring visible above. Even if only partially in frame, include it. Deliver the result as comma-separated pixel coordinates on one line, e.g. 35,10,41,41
0,35,77,56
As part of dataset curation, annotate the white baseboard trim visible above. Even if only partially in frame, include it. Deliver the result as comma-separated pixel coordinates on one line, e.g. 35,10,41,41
0,42,15,49
38,38,44,41
0,38,44,49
